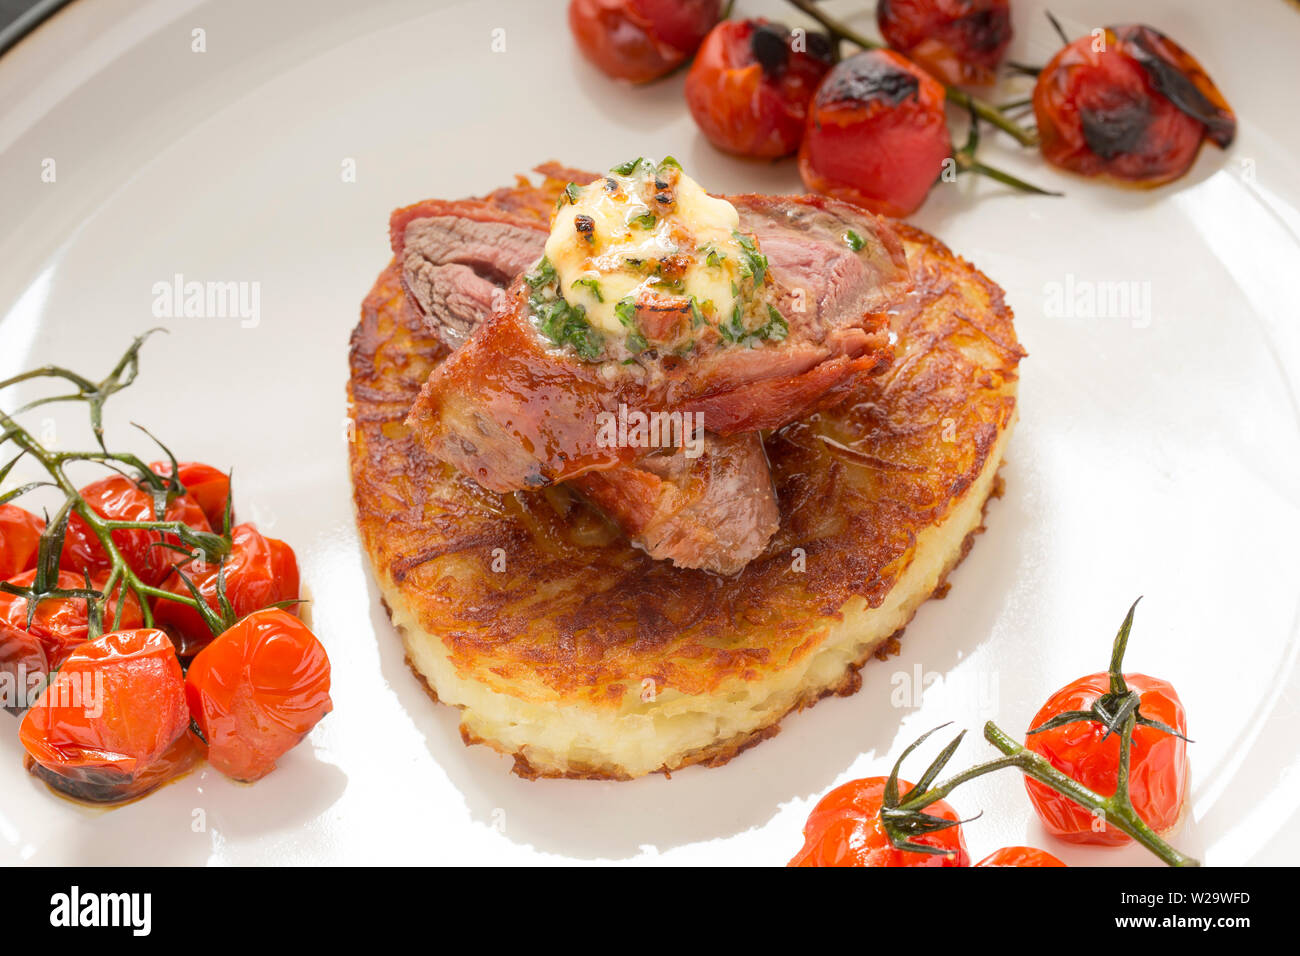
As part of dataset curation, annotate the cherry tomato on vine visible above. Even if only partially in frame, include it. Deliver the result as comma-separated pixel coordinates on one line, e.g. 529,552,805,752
877,0,1013,87
569,0,722,84
19,628,195,803
185,608,332,783
0,568,144,677
154,522,300,656
149,461,231,530
975,846,1067,867
59,475,212,587
788,776,970,866
685,19,833,159
0,504,44,579
1024,672,1188,845
1033,24,1235,186
799,49,952,217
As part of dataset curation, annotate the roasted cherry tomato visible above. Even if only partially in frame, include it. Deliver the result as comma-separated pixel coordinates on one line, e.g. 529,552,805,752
154,522,300,657
59,475,212,587
0,568,144,678
19,628,194,803
1033,24,1235,186
975,846,1067,867
1025,672,1188,845
185,608,332,782
0,504,44,579
569,0,722,84
149,460,231,530
788,776,970,866
685,19,833,159
878,0,1012,87
799,49,952,217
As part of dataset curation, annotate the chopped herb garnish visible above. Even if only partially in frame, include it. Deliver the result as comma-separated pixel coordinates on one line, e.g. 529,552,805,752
761,305,789,342
614,297,637,329
563,182,582,205
532,294,604,361
571,278,604,302
689,297,705,328
524,257,556,288
658,156,682,172
844,229,865,252
700,244,724,269
733,231,768,285
611,157,647,176
614,296,648,354
631,211,657,230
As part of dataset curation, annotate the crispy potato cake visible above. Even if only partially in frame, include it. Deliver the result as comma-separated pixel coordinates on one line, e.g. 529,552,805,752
348,188,1024,780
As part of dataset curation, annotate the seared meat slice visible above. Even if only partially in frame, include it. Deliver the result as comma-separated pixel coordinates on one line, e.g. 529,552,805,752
389,187,779,573
404,193,909,492
577,432,778,575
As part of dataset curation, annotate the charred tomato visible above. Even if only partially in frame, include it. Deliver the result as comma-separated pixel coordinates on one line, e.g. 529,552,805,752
185,608,332,783
878,0,1013,87
569,0,722,83
153,522,300,657
788,776,970,866
59,475,212,587
799,49,952,217
1033,24,1235,186
19,628,195,803
685,19,833,158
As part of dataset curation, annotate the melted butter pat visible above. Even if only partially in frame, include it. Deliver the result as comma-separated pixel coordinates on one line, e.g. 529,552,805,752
545,167,748,338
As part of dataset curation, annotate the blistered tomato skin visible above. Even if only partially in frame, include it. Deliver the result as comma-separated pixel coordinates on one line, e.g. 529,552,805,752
186,608,332,783
149,460,231,530
975,846,1067,867
0,504,44,579
0,569,144,676
685,19,832,159
799,50,952,218
877,0,1013,87
569,0,722,84
19,628,192,803
1033,24,1235,187
154,522,300,657
788,776,970,867
59,475,212,586
1025,672,1189,845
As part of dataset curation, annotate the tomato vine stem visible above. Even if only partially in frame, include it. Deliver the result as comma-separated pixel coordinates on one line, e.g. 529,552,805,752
0,334,231,641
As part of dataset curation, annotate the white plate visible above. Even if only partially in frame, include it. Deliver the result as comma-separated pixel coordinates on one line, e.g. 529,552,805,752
1,0,1297,866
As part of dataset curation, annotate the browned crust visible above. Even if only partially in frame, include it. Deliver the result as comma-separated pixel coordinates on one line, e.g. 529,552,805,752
392,474,999,780
349,171,1024,777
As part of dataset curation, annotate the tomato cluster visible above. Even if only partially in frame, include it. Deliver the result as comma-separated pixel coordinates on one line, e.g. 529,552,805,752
1,463,331,803
574,3,1236,216
790,602,1190,866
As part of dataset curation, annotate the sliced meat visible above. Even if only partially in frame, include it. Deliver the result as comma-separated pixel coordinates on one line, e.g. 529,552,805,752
388,183,780,572
392,201,546,350
405,193,909,492
578,432,779,575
